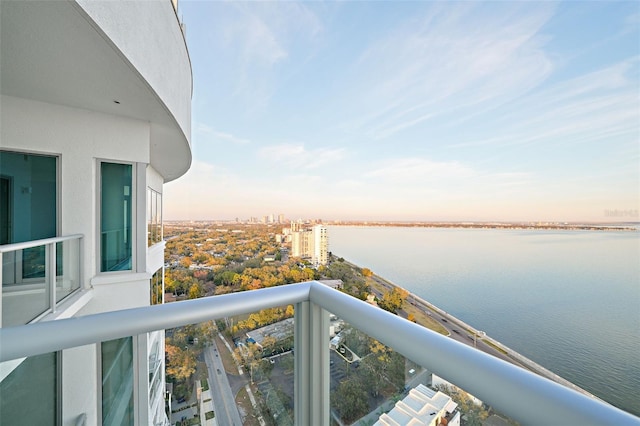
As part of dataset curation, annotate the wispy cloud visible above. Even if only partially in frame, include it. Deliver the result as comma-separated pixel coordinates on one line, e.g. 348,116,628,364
217,2,324,108
342,2,555,139
196,124,251,145
453,59,640,148
259,143,346,169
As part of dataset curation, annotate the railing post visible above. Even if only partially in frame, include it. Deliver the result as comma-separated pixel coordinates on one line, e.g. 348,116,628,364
48,242,56,313
294,300,330,426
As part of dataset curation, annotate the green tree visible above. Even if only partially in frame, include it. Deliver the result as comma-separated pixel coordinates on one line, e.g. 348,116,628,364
332,379,369,423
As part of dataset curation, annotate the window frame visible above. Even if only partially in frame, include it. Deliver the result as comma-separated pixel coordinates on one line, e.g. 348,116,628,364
97,160,136,274
146,187,163,247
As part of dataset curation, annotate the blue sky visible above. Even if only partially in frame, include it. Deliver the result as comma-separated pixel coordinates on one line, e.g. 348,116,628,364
165,1,639,222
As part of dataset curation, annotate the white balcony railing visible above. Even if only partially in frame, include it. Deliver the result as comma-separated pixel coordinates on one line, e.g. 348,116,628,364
0,234,83,327
0,281,637,425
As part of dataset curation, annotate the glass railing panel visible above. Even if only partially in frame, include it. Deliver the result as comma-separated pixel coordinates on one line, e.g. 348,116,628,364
1,247,51,326
102,337,134,426
166,307,295,426
328,317,518,426
0,352,57,426
55,238,81,303
327,318,409,425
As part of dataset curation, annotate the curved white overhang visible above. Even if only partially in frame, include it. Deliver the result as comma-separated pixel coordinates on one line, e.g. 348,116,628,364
0,0,192,182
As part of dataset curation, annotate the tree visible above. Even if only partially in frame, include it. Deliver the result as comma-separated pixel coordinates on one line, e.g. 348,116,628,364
378,287,408,314
180,257,192,268
166,344,196,382
332,379,369,423
362,268,373,277
433,384,490,425
188,282,203,299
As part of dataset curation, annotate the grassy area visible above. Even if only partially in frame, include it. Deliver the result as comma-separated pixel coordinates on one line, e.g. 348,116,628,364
365,277,448,335
214,335,240,374
235,386,262,426
482,339,508,355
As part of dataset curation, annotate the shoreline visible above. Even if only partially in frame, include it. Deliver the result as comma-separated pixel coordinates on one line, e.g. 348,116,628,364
341,258,604,404
330,222,637,232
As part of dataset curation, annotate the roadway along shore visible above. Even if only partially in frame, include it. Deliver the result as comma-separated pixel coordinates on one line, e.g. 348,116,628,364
341,259,602,402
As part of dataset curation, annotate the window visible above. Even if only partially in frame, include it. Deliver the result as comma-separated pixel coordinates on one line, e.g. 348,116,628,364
100,162,132,272
147,188,162,246
0,151,57,280
0,151,57,245
101,337,134,426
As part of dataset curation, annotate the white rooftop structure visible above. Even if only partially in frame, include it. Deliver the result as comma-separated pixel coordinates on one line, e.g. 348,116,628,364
375,384,460,426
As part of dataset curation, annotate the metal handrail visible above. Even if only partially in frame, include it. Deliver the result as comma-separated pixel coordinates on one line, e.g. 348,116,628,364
0,234,83,253
0,281,637,425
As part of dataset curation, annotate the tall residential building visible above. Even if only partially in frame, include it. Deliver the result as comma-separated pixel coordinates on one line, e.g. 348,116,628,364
291,224,328,266
312,225,329,266
0,1,192,425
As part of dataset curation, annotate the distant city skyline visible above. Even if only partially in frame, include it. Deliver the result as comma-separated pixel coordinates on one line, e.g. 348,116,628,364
165,1,639,222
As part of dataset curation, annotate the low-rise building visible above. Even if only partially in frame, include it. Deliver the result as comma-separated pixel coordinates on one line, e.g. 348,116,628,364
375,384,460,426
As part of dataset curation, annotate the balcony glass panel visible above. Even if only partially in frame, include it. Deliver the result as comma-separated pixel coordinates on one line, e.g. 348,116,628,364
1,246,51,326
166,307,295,425
55,238,81,303
0,352,57,426
2,236,82,326
328,320,411,425
327,319,515,426
228,307,295,426
102,336,134,426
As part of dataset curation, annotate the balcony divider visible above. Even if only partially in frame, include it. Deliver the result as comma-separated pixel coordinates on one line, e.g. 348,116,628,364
0,281,637,426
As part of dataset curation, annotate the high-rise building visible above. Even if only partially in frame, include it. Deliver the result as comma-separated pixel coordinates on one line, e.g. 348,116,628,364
291,224,328,266
312,225,329,266
0,1,192,424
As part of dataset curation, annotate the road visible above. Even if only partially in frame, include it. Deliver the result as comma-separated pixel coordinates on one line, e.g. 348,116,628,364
203,344,243,426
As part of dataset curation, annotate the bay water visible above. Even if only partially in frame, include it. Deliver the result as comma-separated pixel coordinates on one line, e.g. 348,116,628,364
328,226,640,416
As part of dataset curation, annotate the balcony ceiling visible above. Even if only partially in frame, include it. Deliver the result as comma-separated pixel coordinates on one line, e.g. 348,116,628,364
0,1,190,182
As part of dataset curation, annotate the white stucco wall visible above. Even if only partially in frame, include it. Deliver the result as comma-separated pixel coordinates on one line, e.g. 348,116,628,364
62,345,98,426
1,94,155,422
1,95,149,281
76,0,192,149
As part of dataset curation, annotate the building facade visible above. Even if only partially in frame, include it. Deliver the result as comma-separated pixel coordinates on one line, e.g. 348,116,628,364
291,224,328,267
0,0,192,424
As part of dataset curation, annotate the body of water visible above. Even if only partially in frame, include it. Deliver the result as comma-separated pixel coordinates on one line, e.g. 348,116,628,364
328,226,640,416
